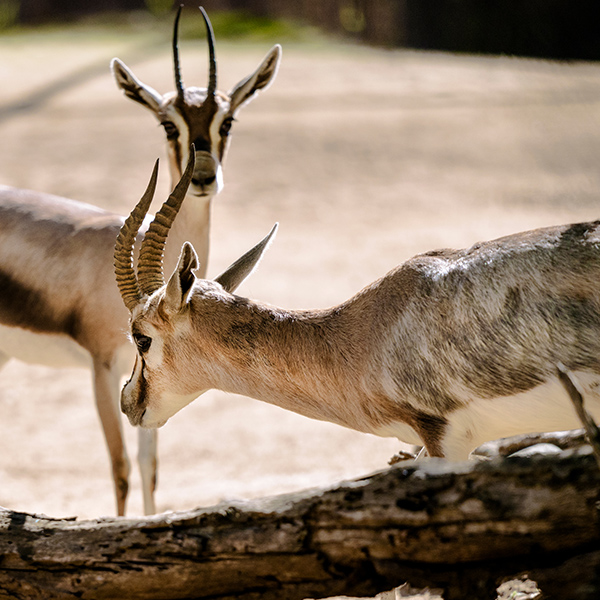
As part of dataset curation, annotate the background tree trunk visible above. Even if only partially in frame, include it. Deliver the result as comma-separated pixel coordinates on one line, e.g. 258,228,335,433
1,449,600,600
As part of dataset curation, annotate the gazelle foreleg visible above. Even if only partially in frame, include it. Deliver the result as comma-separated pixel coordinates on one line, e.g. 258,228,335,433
92,357,130,516
138,427,157,515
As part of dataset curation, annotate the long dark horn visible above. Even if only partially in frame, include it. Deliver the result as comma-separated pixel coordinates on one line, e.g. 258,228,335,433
173,4,185,102
137,149,196,296
199,6,217,96
114,159,160,311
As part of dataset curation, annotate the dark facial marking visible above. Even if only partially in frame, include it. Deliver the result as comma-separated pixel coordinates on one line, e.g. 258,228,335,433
192,136,211,154
137,358,148,406
174,142,183,178
179,93,218,152
217,129,229,163
121,355,148,421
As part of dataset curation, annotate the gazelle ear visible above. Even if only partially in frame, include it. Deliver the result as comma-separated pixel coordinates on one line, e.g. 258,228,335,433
111,58,163,115
164,242,199,314
215,224,278,293
228,45,281,114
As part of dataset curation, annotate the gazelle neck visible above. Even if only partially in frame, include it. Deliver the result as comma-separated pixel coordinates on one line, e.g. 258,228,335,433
161,155,213,278
196,293,388,434
163,191,211,279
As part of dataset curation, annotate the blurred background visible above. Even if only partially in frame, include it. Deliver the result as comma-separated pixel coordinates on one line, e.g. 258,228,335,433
3,0,600,59
1,2,600,519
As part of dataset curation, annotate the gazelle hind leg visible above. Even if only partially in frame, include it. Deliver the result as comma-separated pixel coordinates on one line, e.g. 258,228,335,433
138,427,157,515
92,358,130,516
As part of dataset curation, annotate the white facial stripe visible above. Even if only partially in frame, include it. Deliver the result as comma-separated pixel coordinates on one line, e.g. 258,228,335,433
162,108,190,178
139,323,164,371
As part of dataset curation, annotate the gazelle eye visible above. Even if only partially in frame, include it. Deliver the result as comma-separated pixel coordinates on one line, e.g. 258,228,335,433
161,121,179,140
219,117,234,137
134,334,152,353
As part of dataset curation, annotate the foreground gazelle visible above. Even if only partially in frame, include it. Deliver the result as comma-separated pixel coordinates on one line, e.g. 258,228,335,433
0,7,280,515
117,160,600,460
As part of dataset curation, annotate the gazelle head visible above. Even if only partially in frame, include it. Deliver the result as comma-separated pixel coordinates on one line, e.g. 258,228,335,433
111,6,281,199
114,153,277,428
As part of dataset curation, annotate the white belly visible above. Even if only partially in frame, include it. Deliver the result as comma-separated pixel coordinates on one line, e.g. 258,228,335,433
0,324,91,369
372,371,600,461
442,372,600,459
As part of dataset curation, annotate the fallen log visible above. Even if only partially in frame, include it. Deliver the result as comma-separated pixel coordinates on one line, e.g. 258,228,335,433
1,449,600,600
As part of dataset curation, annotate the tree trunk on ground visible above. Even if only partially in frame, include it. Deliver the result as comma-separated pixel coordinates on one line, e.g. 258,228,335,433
1,450,599,600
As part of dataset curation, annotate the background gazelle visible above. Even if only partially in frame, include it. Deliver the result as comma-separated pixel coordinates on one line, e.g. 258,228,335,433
112,6,281,277
0,7,280,515
117,157,600,461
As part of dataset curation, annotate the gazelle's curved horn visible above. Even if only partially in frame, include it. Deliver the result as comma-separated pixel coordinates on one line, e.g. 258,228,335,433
137,149,196,296
114,159,160,311
199,7,217,97
173,4,185,102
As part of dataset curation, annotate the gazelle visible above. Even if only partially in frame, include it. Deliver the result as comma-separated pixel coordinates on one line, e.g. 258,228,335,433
0,7,281,515
112,6,281,277
116,157,600,461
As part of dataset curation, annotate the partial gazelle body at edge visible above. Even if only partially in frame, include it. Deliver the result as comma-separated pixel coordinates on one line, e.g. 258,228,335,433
0,7,280,515
116,155,600,460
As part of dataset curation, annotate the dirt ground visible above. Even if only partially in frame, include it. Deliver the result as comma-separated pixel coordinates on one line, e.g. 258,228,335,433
1,17,600,530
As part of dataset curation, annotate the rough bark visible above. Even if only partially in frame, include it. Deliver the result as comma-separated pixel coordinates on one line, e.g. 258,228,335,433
1,449,600,600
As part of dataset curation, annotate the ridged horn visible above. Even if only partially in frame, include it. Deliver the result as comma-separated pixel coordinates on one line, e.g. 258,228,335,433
137,149,196,297
114,159,160,311
173,4,185,103
199,6,217,97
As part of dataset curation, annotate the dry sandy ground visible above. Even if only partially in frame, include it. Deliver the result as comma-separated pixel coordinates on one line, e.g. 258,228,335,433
1,17,600,527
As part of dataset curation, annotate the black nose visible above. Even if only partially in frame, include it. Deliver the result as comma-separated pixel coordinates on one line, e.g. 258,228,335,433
192,175,216,188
